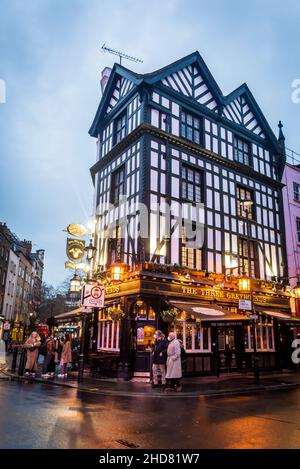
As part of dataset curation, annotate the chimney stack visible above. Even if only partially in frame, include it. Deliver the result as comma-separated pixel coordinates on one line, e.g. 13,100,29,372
100,67,112,94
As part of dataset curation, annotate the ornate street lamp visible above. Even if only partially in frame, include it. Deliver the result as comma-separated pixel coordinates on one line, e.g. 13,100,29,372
70,272,81,293
77,239,98,383
85,238,97,261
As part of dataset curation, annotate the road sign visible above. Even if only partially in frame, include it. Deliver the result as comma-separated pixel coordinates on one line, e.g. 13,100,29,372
239,299,252,311
81,284,105,308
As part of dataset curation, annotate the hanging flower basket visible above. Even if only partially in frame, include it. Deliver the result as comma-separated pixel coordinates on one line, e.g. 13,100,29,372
160,308,177,323
108,306,125,321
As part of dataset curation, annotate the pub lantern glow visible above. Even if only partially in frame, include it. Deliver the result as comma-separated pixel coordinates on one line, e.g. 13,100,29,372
110,262,129,282
293,280,300,298
238,275,252,292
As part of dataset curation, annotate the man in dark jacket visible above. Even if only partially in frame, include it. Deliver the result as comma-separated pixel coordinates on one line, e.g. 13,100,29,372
152,330,168,388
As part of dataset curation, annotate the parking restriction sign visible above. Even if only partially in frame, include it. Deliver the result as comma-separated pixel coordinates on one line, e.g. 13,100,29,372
81,284,105,308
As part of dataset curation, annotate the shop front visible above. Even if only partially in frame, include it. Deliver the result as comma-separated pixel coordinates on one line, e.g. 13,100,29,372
91,265,299,380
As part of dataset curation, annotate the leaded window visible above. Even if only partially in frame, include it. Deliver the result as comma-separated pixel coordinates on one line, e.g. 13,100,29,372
182,165,202,202
234,137,250,166
237,186,254,219
115,112,127,144
110,166,125,204
238,238,258,278
181,111,201,144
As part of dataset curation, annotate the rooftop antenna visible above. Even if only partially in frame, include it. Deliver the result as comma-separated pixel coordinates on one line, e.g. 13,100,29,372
101,43,143,65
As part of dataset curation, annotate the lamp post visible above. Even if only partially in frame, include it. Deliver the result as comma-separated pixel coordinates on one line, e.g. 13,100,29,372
239,199,260,385
77,239,97,383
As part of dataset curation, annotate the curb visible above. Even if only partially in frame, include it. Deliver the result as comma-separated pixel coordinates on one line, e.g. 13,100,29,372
5,372,300,399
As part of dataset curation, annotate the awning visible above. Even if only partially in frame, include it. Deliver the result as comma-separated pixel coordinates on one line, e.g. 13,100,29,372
54,307,93,320
262,311,300,325
171,302,249,323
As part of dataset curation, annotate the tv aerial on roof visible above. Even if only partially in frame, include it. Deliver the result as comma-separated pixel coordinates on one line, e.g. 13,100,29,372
101,43,143,65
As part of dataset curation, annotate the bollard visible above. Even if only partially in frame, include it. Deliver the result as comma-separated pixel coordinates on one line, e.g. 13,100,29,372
11,347,18,373
18,348,26,377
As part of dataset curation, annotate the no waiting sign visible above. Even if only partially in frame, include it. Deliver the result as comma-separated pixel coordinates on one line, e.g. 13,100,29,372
81,284,105,308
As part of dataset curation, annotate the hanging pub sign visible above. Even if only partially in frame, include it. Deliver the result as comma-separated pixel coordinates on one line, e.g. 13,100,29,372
65,224,87,237
65,261,86,270
66,238,85,263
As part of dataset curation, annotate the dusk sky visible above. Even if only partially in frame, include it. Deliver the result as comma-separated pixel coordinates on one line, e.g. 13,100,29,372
1,0,300,287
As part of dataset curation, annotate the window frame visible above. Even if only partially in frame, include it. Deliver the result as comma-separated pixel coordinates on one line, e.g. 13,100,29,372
114,110,127,145
296,217,300,244
244,323,275,352
110,165,125,205
294,182,300,202
174,320,211,353
233,136,251,166
181,164,203,203
97,318,120,352
237,185,255,220
238,237,259,278
181,109,201,145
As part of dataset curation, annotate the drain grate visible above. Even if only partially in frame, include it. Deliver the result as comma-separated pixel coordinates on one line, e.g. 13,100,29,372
116,439,139,449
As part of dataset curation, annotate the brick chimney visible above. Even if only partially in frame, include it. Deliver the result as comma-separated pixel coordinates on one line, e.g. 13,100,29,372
100,67,112,94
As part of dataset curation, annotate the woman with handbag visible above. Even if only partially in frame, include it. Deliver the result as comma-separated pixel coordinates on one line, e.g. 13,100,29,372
24,332,41,377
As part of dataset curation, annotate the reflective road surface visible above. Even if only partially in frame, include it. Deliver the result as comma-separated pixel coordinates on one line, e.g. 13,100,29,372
1,380,300,449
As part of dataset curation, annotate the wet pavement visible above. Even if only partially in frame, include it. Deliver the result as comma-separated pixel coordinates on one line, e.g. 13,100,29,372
2,379,300,448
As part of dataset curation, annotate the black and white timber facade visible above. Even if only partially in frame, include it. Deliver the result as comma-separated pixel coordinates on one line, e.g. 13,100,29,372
87,52,298,379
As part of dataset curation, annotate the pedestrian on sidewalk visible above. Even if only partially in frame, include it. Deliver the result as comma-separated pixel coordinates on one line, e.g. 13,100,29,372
166,332,182,392
58,334,72,378
42,335,55,378
152,330,168,389
24,332,41,377
53,334,62,373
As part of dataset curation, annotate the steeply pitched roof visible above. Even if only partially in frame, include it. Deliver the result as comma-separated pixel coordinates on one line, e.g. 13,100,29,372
89,51,280,149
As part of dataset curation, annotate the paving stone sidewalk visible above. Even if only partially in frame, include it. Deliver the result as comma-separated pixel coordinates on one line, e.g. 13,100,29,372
3,366,300,398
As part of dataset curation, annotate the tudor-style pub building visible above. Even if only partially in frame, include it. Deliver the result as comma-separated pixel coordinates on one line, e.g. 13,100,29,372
87,52,299,379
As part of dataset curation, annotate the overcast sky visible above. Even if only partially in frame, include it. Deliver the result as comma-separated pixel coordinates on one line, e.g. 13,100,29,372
0,0,300,286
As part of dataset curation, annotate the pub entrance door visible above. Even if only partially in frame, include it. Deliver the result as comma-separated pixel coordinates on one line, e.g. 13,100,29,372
217,327,239,372
130,301,156,375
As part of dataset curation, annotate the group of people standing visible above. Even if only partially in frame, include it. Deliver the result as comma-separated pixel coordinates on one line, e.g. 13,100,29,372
24,331,72,378
152,330,186,392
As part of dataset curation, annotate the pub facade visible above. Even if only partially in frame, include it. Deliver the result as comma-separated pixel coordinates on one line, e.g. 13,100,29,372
87,52,299,379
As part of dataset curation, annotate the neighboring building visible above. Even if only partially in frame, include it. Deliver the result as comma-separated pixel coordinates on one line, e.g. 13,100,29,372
88,51,299,379
0,223,11,338
30,249,45,318
0,222,45,340
2,248,19,321
14,241,34,339
282,157,300,315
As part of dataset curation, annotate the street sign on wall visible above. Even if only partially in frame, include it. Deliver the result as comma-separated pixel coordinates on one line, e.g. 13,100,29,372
238,299,252,311
81,284,105,308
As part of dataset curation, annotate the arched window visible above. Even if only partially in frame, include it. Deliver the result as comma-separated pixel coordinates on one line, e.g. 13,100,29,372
132,301,156,321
